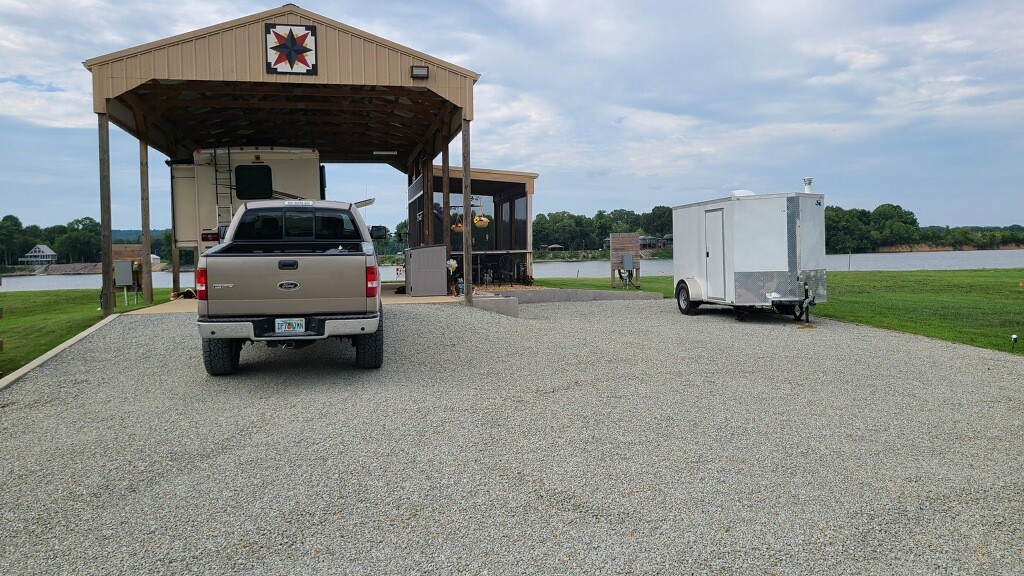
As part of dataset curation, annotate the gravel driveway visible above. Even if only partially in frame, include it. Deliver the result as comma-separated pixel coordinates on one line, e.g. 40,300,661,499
1,300,1022,574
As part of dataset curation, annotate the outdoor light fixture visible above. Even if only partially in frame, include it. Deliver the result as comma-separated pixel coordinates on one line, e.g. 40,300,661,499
410,65,429,79
372,150,398,156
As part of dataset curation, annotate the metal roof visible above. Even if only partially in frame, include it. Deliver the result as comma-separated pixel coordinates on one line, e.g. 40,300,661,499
83,4,478,169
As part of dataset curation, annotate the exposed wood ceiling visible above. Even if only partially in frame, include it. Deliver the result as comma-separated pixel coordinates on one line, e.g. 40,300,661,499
121,79,455,170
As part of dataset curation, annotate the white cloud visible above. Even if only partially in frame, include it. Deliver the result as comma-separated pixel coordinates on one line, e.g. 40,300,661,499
795,5,1024,127
2,1,1024,228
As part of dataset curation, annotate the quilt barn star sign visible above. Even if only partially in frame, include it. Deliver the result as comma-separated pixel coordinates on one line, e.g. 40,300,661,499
265,24,317,75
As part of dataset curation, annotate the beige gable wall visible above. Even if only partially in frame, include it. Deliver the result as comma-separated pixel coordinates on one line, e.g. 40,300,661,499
85,4,477,118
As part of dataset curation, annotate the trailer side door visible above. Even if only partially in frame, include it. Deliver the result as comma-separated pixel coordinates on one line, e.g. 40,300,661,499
705,208,726,299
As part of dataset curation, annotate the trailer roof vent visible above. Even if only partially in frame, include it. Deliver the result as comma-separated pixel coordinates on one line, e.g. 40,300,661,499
730,189,755,197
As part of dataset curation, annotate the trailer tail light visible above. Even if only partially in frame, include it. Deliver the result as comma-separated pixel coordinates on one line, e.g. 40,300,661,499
366,266,379,298
201,232,219,242
196,268,208,301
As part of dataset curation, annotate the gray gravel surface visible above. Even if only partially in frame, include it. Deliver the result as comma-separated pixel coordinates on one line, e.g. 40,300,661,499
1,300,1022,574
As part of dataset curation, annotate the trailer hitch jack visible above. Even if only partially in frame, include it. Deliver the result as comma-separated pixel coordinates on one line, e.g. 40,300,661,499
800,282,816,324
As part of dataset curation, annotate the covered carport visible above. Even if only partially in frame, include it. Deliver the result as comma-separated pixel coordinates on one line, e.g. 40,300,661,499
84,3,480,315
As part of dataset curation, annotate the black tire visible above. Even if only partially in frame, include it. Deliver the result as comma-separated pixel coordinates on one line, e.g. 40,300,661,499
676,284,699,316
354,307,384,369
202,337,239,376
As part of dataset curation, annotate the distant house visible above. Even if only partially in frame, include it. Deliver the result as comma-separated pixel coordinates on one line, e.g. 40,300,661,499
19,245,57,265
639,235,661,249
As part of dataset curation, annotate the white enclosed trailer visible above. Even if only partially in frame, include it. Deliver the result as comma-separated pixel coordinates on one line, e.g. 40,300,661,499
672,189,827,320
170,147,325,254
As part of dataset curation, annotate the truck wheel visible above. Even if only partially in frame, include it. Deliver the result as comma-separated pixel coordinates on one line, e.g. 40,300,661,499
202,337,238,376
676,284,699,316
354,309,384,369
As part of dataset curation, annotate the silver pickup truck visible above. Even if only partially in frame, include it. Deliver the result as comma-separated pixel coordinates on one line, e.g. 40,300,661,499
196,200,387,375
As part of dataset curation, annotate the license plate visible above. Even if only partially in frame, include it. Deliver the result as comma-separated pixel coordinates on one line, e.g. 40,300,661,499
275,318,305,333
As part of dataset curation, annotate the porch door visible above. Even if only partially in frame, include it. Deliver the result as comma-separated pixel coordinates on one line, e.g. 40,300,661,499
705,209,726,299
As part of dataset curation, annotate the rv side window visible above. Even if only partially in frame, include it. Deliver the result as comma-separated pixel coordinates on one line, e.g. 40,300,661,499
235,165,273,200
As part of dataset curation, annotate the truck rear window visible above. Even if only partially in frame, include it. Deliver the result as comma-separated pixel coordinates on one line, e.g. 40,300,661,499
234,208,361,241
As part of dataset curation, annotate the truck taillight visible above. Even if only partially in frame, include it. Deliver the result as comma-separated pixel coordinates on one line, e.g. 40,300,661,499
196,268,208,301
366,266,379,298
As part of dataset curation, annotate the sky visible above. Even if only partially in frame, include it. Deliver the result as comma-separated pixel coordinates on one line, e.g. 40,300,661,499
1,0,1022,231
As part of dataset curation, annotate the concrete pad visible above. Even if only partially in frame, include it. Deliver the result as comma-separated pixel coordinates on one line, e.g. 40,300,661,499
125,287,460,314
471,296,518,318
494,288,662,304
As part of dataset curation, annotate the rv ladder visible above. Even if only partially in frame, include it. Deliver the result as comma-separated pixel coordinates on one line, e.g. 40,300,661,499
212,148,233,229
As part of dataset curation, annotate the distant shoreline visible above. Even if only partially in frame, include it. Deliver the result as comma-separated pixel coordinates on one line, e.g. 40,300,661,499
1,263,194,277
3,244,1022,276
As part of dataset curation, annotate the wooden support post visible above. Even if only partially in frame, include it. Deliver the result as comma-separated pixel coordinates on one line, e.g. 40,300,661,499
461,118,473,306
171,247,181,293
423,161,434,244
98,113,114,317
442,126,451,258
526,188,534,278
139,138,153,304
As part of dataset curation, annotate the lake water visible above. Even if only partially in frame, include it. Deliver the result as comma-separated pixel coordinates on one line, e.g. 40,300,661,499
3,249,1023,291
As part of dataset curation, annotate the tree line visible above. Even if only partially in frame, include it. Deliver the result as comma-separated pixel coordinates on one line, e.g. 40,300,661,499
532,207,673,250
825,204,1024,253
3,202,1022,264
0,214,192,266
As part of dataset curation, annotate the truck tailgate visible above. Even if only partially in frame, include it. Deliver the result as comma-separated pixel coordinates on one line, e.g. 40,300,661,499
204,254,369,316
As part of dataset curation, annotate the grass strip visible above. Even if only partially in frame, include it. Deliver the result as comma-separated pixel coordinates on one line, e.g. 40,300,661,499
0,288,174,377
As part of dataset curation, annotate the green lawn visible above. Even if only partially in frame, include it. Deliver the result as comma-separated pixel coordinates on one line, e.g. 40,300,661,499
536,269,1024,355
0,288,174,377
813,269,1024,354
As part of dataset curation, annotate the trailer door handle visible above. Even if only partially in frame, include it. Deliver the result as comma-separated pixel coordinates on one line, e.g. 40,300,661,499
278,260,298,270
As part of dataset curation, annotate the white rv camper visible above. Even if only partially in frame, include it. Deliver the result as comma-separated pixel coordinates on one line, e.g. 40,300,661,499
170,147,325,254
672,186,827,320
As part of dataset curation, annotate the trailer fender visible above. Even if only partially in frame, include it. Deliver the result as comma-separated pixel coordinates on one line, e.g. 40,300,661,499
679,278,703,303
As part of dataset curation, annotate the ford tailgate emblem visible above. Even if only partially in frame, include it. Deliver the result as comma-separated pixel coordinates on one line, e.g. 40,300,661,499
278,281,300,291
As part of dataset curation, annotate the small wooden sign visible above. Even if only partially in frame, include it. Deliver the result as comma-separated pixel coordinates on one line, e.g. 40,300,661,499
113,244,145,260
610,233,641,270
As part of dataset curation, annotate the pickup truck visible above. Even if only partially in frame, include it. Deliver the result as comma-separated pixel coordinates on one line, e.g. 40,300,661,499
196,200,388,375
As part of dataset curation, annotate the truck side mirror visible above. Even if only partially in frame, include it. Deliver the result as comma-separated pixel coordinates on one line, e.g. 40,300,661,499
369,225,388,240
218,225,228,241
